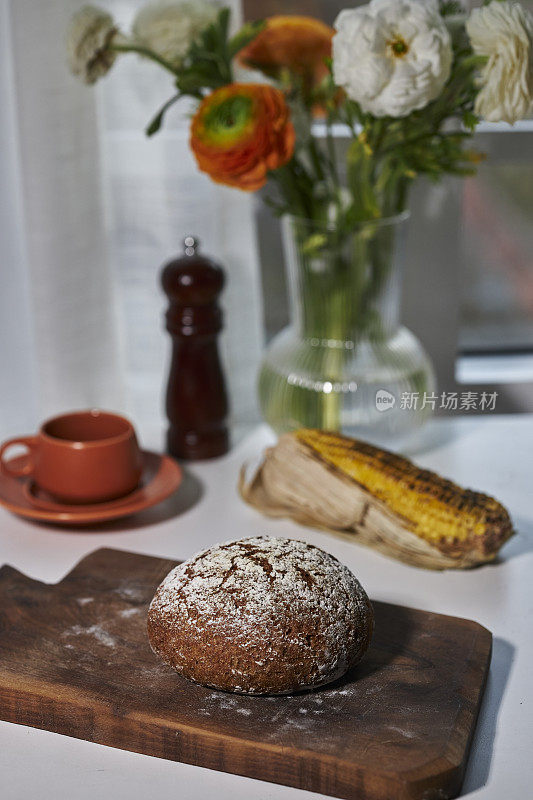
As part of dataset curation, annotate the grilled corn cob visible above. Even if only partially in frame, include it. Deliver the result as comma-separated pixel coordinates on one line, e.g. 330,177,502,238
239,429,514,569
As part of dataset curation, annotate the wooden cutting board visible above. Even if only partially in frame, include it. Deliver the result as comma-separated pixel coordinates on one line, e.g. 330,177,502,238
0,548,491,800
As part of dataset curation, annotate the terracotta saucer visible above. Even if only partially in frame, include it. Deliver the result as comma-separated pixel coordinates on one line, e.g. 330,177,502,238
0,450,182,526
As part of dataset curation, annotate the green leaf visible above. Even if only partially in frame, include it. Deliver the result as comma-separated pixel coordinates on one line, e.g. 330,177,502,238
462,110,479,131
176,58,228,94
460,53,489,70
262,194,287,217
302,233,328,256
439,1,464,16
175,6,234,91
176,72,208,94
218,7,230,40
228,20,265,59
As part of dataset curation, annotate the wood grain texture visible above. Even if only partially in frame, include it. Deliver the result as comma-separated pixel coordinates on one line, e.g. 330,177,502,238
0,548,492,800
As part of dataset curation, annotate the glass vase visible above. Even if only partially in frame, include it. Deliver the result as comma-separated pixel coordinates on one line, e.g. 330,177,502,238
258,213,435,446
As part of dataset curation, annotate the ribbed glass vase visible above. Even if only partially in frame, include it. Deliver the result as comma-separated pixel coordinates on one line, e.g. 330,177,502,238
258,213,435,445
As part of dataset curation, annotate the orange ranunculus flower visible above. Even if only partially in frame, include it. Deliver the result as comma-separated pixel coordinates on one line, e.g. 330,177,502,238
190,83,295,191
237,15,334,92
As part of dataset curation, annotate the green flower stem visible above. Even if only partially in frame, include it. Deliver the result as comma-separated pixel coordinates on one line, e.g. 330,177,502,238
109,43,179,76
198,49,233,82
307,137,326,183
325,116,340,189
145,92,183,136
285,217,399,431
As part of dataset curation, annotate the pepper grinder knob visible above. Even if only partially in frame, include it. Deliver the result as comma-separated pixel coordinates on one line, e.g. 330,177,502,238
183,235,198,256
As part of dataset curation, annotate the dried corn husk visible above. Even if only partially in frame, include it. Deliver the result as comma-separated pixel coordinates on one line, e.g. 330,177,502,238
239,430,514,570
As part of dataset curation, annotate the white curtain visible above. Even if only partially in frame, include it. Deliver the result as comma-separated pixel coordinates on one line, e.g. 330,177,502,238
0,0,125,439
0,0,264,442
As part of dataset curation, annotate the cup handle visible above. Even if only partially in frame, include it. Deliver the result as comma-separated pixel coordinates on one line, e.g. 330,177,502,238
0,436,38,478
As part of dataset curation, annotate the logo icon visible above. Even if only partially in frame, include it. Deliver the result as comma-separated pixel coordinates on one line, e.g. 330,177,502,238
375,389,396,411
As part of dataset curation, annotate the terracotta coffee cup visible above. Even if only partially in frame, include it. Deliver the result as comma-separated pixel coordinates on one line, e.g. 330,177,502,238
0,410,143,504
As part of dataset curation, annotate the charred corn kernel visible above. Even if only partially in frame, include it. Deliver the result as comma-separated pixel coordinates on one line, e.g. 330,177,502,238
296,429,513,548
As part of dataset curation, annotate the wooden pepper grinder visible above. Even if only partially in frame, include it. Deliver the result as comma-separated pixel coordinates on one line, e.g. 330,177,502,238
161,236,229,460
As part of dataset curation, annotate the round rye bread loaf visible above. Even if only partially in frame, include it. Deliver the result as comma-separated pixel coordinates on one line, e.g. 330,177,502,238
147,536,374,694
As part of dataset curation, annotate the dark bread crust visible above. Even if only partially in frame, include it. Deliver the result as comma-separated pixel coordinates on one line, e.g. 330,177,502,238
147,536,374,695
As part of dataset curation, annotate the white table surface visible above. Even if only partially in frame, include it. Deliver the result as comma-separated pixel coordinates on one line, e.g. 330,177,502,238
0,415,532,800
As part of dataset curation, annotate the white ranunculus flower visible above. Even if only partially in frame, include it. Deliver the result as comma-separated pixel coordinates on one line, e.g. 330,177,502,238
67,5,118,85
466,0,533,125
132,0,219,68
332,0,452,118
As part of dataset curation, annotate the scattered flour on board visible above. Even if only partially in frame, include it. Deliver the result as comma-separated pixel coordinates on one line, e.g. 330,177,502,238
119,607,141,618
387,726,417,739
62,624,116,647
114,581,145,602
